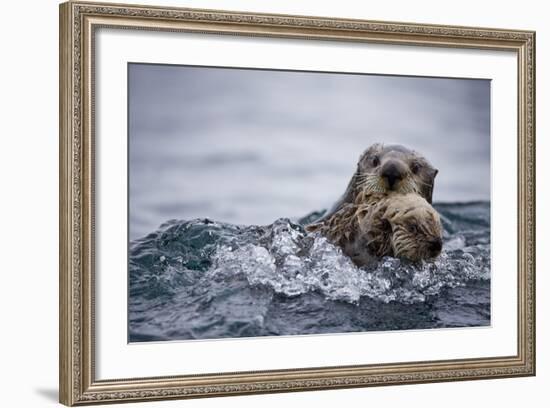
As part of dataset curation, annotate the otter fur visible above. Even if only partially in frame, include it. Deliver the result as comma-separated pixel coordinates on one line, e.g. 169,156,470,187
307,192,443,267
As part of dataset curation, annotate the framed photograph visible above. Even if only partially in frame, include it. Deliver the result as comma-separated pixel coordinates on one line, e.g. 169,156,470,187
59,1,536,405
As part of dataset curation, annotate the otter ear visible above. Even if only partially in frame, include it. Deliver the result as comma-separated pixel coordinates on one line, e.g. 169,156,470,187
426,168,438,204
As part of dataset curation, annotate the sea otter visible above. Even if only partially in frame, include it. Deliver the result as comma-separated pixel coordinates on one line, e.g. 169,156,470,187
307,193,443,267
320,143,438,223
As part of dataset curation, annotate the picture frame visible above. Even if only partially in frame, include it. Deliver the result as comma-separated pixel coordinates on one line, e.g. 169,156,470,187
59,1,536,405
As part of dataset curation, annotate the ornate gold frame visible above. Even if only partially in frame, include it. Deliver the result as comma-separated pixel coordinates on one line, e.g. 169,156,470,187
59,1,536,405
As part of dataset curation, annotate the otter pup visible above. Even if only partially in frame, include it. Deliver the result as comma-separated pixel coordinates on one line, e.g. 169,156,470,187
320,144,438,223
307,193,443,267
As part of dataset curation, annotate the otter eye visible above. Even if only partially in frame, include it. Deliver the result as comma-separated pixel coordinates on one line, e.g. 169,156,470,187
372,156,380,167
408,223,418,234
411,162,421,174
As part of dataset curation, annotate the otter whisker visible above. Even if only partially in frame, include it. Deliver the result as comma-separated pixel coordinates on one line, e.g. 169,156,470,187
400,179,420,195
355,176,376,185
357,175,387,195
355,173,376,179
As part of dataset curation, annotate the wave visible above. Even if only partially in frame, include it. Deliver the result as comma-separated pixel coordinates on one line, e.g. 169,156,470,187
129,202,490,340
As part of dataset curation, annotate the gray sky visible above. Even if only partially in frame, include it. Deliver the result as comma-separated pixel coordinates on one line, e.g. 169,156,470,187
129,63,490,239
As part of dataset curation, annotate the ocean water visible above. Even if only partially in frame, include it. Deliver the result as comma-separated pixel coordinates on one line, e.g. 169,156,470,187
128,201,490,342
128,64,491,342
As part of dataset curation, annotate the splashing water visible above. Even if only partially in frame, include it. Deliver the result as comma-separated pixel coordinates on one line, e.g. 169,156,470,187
129,202,490,342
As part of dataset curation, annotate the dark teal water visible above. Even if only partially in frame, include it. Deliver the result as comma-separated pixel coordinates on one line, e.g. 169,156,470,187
128,201,490,342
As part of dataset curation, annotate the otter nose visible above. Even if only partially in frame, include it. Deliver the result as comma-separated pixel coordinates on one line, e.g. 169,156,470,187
381,162,405,189
429,238,443,254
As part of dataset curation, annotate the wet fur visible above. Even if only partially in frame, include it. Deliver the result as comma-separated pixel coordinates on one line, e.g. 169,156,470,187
307,193,443,267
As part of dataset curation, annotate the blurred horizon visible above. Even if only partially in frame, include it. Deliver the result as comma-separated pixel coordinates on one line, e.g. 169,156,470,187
129,63,491,240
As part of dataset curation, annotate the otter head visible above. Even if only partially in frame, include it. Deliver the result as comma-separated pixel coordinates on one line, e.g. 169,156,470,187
384,194,443,261
355,144,438,203
359,193,443,262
